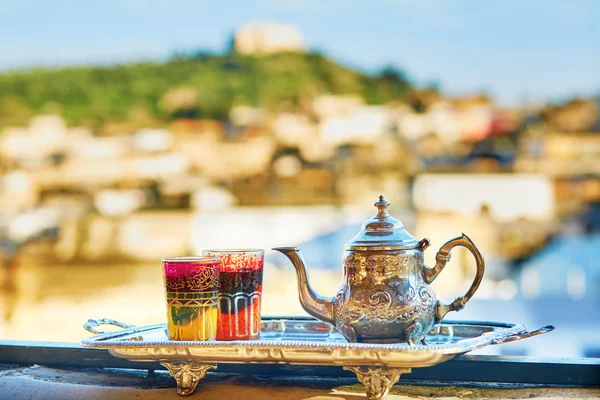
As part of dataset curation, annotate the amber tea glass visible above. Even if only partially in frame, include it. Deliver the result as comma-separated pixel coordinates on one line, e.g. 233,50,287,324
202,249,264,340
162,256,220,341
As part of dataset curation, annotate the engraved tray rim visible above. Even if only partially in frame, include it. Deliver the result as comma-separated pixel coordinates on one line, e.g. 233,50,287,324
80,316,552,398
81,317,526,356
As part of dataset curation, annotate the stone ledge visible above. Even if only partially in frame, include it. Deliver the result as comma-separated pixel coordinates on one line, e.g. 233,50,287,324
1,365,599,400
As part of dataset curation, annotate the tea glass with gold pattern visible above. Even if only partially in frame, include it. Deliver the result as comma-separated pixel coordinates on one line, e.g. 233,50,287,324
202,249,264,340
162,256,220,341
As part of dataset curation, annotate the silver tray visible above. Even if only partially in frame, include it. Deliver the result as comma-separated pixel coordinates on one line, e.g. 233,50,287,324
82,317,552,399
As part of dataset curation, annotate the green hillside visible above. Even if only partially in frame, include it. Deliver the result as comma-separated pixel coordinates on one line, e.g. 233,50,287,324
0,52,411,128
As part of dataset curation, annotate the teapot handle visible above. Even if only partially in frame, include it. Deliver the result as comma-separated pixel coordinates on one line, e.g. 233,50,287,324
423,233,485,322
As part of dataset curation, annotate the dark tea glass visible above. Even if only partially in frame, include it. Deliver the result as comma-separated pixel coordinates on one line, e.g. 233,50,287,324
202,249,264,340
162,256,220,341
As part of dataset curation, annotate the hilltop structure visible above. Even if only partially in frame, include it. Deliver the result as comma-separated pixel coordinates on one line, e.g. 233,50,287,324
234,22,305,55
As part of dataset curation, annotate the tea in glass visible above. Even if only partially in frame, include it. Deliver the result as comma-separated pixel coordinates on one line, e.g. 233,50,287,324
202,249,264,340
162,256,220,341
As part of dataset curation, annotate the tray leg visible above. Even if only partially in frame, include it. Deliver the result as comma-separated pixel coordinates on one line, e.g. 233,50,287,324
343,366,411,400
160,361,217,396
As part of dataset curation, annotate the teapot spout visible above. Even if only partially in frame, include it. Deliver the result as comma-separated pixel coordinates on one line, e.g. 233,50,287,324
272,247,335,325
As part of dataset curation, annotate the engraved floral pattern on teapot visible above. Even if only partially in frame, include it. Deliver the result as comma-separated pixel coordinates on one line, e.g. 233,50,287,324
333,251,437,343
274,195,485,345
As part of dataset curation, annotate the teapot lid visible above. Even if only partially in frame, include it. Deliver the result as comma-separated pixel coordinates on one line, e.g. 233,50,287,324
345,195,419,250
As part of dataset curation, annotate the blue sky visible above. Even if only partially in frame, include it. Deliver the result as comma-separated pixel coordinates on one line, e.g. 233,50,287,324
1,0,598,105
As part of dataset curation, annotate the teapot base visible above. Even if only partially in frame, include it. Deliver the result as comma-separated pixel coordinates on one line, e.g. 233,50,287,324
345,318,434,346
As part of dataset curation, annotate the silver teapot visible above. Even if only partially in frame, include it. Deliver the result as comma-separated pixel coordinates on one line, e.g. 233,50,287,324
274,195,485,345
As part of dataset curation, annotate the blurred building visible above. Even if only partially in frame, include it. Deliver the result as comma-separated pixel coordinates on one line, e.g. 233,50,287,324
395,100,495,144
0,115,73,168
516,132,600,177
515,130,600,217
312,95,364,120
412,173,555,222
229,106,267,127
234,22,305,55
319,105,391,147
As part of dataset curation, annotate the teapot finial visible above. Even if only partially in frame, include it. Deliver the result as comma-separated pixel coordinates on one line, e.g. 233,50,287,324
374,195,390,217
